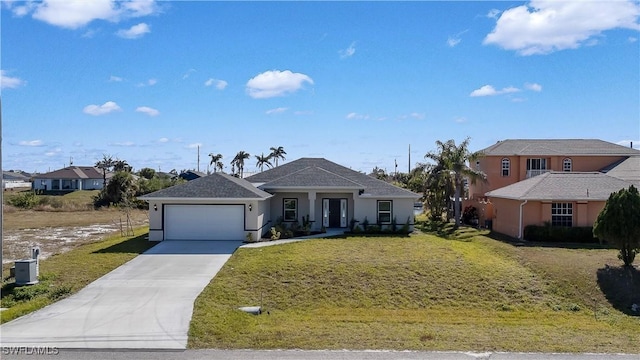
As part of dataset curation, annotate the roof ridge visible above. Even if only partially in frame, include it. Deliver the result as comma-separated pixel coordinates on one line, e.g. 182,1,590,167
314,166,365,187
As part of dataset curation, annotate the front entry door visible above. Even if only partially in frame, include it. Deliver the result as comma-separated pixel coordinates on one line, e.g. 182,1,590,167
328,199,341,227
323,198,348,228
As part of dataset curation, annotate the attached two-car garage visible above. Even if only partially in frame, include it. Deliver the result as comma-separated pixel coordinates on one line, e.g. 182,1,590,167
163,204,245,241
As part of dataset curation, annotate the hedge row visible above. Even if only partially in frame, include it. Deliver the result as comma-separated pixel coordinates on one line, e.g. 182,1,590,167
523,225,599,243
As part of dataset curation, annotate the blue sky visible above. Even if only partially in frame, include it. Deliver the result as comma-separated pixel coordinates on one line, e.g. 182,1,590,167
2,0,639,175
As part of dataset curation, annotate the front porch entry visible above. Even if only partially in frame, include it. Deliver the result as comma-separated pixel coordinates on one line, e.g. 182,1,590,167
322,198,347,228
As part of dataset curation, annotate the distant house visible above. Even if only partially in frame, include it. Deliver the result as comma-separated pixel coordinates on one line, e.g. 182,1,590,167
2,171,32,190
178,170,207,181
467,139,640,239
32,166,113,191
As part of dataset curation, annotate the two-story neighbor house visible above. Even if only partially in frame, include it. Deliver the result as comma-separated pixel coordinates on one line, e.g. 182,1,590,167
467,139,640,239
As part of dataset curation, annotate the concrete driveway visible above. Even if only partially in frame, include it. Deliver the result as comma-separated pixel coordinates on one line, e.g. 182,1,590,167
0,240,241,349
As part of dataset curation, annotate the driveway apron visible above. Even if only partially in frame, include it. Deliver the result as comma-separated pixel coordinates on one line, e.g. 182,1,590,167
0,240,241,349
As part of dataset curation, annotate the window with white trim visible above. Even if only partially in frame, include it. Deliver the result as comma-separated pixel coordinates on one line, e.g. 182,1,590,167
563,158,572,172
283,198,298,222
501,158,510,177
551,203,572,227
377,200,392,224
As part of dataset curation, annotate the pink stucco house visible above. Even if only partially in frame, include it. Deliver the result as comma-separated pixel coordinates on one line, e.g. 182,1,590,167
467,139,640,239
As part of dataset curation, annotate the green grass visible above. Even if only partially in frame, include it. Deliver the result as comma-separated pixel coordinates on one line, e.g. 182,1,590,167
1,227,154,323
3,189,100,211
189,231,640,352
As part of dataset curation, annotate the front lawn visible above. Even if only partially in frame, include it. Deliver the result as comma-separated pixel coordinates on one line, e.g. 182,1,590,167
189,231,639,352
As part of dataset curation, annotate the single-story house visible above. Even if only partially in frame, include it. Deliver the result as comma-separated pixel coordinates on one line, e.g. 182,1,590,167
32,166,113,191
485,172,635,239
140,157,420,241
3,171,32,189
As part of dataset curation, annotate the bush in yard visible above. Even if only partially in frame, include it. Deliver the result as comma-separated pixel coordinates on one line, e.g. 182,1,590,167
462,205,479,225
8,191,40,209
524,224,597,243
593,185,640,266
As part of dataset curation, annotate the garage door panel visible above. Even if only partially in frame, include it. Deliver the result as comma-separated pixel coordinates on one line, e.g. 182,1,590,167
164,205,244,240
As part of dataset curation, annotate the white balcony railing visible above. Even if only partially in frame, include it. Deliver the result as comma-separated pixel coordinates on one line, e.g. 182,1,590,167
526,169,550,178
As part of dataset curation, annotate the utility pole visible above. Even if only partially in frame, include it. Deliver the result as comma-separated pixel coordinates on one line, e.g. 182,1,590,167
408,144,411,173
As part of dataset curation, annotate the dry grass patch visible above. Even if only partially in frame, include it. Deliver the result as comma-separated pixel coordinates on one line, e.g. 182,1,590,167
189,233,639,352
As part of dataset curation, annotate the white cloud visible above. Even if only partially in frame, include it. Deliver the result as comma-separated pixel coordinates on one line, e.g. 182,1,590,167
186,143,202,149
266,107,288,115
112,141,135,147
18,140,44,147
346,112,369,120
83,101,122,115
246,70,314,99
525,82,542,92
158,137,169,143
204,78,228,90
13,0,160,30
116,22,150,39
137,78,157,87
487,9,501,19
447,36,461,47
182,68,196,79
0,70,25,89
470,85,521,97
136,106,159,116
447,30,467,48
339,41,356,58
629,36,638,43
45,148,62,157
408,112,425,120
454,117,467,123
294,110,313,116
484,0,640,55
109,75,123,82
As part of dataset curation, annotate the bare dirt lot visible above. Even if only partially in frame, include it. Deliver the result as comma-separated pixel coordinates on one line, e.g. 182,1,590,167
2,208,149,264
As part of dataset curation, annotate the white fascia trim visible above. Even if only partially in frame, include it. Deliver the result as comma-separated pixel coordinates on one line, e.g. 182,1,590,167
140,197,271,202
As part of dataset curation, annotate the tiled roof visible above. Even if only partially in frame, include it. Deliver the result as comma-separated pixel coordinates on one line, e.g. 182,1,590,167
34,166,110,180
479,139,640,156
139,172,272,199
486,172,634,201
247,158,420,198
604,156,640,186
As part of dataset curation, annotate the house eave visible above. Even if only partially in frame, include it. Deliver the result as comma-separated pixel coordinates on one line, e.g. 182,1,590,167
139,196,273,202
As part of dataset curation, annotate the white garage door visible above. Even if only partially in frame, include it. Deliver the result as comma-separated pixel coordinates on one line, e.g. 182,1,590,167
164,204,245,240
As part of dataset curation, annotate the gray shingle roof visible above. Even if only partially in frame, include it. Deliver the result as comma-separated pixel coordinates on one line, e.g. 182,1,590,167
479,139,640,156
139,172,272,199
260,166,364,189
34,166,110,180
603,156,640,185
247,158,419,198
486,172,634,201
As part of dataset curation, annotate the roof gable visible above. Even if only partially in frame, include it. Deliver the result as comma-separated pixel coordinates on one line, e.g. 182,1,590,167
260,166,364,189
140,172,272,199
604,156,640,185
247,158,419,198
486,172,634,201
479,139,640,157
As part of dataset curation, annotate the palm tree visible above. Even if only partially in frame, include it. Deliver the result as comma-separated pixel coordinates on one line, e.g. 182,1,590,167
269,146,287,167
231,151,251,178
112,159,131,172
424,137,485,228
209,153,224,173
95,154,115,187
255,153,273,172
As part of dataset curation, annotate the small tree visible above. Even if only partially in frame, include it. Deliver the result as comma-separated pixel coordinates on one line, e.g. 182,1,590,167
593,185,640,266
